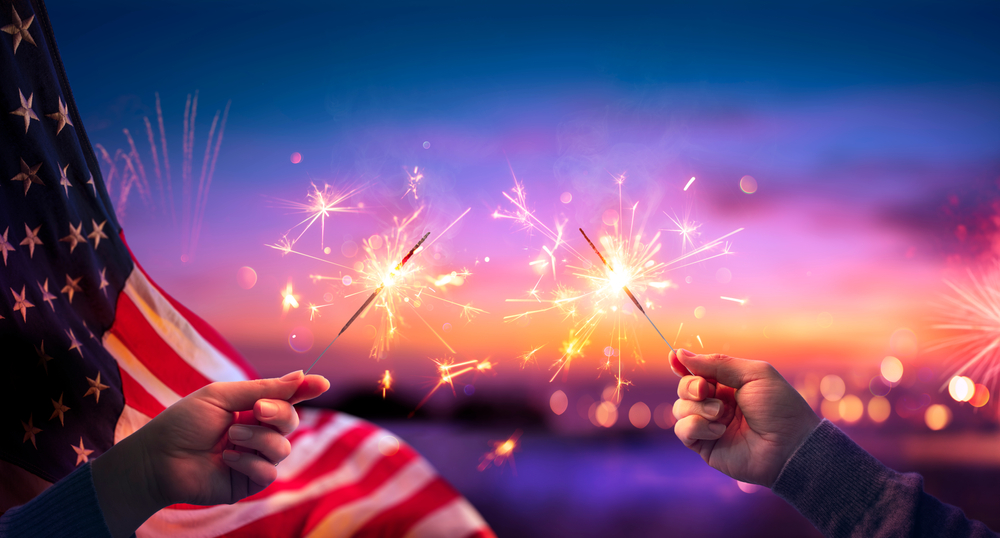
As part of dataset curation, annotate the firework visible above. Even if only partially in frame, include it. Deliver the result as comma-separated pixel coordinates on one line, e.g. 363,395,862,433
273,183,364,251
477,430,521,472
929,264,1000,391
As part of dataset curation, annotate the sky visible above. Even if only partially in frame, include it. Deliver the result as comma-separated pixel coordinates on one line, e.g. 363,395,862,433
45,0,1000,399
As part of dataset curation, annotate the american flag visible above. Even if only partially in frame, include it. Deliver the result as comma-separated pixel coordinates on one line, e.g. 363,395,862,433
0,1,494,536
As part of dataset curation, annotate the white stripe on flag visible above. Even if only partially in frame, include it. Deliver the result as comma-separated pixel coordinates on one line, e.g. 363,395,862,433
104,332,183,408
113,405,152,444
279,411,360,480
303,457,438,538
124,267,249,383
138,425,395,537
403,497,491,538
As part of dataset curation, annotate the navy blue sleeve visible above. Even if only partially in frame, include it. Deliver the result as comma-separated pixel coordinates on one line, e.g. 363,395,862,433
0,462,112,538
773,419,997,538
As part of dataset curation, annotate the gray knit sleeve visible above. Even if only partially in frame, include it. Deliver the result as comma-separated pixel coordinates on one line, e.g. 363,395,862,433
0,462,113,538
773,419,997,538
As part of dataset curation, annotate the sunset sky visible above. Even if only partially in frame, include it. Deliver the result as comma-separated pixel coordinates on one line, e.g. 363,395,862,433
47,0,1000,398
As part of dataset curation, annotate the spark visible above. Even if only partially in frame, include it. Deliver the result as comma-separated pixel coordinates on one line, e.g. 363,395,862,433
696,335,704,348
378,370,393,398
720,296,747,306
281,282,299,313
413,356,494,411
478,430,521,473
403,166,423,200
273,183,364,251
518,346,544,368
683,177,696,191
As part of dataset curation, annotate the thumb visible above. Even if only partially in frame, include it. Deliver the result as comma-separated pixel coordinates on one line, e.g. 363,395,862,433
201,371,305,412
673,349,766,389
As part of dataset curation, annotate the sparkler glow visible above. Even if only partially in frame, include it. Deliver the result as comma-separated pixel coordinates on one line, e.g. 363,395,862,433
378,370,393,398
305,231,430,374
497,172,742,396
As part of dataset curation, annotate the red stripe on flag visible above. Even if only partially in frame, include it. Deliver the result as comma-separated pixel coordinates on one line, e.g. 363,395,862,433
285,408,337,445
224,443,419,537
351,477,460,538
120,232,258,380
465,530,499,538
110,291,213,397
118,367,167,418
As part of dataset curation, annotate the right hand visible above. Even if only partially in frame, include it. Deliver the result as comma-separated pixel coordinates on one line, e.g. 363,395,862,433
669,349,820,488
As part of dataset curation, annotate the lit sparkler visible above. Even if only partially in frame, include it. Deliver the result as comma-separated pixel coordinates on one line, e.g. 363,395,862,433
477,430,521,472
378,370,393,398
497,173,741,395
305,231,429,374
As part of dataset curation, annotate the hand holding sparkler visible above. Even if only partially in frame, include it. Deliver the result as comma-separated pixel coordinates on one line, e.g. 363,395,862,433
669,349,818,488
579,228,674,351
305,232,430,374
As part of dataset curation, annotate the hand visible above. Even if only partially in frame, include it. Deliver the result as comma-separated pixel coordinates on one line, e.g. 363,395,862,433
669,349,819,488
92,371,330,538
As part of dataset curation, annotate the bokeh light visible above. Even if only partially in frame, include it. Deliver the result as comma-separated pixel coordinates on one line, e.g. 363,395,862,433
236,266,257,289
869,376,891,397
629,402,651,428
970,384,990,408
715,267,732,284
378,435,400,456
653,402,676,429
694,306,706,319
550,390,568,415
422,141,430,149
880,356,903,383
948,375,975,402
290,152,301,164
924,404,952,431
867,396,891,423
341,240,358,257
595,401,618,428
817,312,833,328
602,209,619,226
838,394,863,423
288,326,314,353
739,175,758,194
820,374,846,401
560,192,572,204
342,275,352,286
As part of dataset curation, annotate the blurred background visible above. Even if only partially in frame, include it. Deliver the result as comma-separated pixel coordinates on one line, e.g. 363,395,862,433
49,0,999,535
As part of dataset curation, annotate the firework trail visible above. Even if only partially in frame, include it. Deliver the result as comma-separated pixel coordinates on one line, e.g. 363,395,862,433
929,263,1000,391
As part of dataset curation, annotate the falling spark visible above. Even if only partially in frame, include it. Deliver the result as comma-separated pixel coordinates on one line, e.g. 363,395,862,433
683,177,696,191
281,283,300,313
478,430,521,473
378,370,393,398
403,166,423,200
721,296,747,306
518,346,544,368
273,182,364,251
413,356,494,412
305,231,430,374
696,335,704,348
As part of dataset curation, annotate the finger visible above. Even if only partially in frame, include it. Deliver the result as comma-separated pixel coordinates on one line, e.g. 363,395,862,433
677,375,716,401
673,398,724,422
674,415,728,447
289,374,330,405
674,349,771,389
228,425,292,465
669,349,692,377
201,371,306,412
254,399,298,435
223,450,278,491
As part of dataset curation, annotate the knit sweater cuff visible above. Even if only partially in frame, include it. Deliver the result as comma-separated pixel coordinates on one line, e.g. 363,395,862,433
0,462,113,538
772,419,895,536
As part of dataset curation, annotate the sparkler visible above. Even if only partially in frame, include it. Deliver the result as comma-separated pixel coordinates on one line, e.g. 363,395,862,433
378,370,393,398
579,228,674,352
304,231,430,374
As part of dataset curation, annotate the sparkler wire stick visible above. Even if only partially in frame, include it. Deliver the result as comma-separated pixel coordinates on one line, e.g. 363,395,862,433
579,228,674,352
305,231,431,374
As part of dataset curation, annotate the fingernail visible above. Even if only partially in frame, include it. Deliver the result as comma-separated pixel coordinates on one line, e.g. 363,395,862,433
679,349,696,358
280,370,304,381
259,401,278,418
229,425,252,441
704,400,721,417
708,422,726,435
223,450,241,462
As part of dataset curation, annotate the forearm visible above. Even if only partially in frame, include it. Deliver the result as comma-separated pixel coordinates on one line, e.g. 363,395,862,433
0,462,112,538
773,420,997,538
91,431,167,538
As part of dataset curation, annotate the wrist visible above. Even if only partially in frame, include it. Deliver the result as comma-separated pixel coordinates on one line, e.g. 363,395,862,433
92,429,169,538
